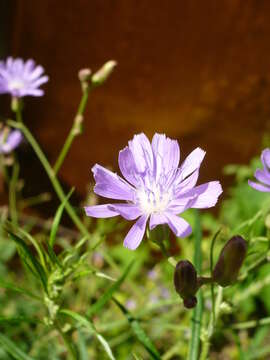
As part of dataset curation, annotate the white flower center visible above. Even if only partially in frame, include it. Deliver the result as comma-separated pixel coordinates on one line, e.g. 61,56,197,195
136,184,172,215
9,80,25,91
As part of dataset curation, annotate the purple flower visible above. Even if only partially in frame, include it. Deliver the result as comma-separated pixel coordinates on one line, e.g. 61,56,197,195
85,133,223,250
0,129,23,154
0,57,48,97
248,149,270,192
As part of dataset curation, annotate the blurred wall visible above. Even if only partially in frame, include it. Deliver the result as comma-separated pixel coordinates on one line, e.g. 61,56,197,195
4,0,270,195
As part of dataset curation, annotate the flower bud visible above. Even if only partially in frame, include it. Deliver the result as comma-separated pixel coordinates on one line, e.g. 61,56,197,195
213,235,247,287
91,60,117,86
174,260,198,308
78,68,92,82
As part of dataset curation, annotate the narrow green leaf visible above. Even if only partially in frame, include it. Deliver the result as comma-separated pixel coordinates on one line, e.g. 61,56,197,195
4,220,47,271
87,260,134,317
77,330,89,360
0,333,34,360
60,309,115,360
46,240,62,268
7,231,47,291
112,298,161,360
0,278,42,301
133,353,144,360
0,315,41,325
49,188,74,247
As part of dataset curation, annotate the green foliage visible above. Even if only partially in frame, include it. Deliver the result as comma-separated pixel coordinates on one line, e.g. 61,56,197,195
1,63,270,359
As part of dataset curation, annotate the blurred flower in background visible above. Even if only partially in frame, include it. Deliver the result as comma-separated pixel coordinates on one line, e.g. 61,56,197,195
249,148,270,192
0,127,23,154
0,57,49,97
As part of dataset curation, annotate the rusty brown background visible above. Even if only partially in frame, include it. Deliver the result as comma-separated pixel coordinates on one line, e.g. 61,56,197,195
3,0,270,198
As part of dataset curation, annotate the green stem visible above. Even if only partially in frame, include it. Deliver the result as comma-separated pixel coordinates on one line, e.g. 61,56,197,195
53,88,90,175
200,286,223,360
9,160,19,225
8,120,90,239
159,225,178,267
209,229,221,325
188,210,203,360
0,155,9,183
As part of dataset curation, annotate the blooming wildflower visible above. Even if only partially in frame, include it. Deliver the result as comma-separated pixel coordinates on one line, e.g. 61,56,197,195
85,133,222,250
0,57,48,97
0,128,23,154
248,148,270,192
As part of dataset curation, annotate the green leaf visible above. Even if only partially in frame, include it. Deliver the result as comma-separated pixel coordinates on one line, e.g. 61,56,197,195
4,220,47,270
60,309,115,360
0,315,41,325
0,333,34,360
87,260,134,317
7,231,47,292
49,188,74,247
0,278,42,301
112,298,161,360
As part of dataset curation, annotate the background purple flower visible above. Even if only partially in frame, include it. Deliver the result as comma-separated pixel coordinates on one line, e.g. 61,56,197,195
0,57,48,97
248,148,270,192
85,133,222,250
0,129,23,154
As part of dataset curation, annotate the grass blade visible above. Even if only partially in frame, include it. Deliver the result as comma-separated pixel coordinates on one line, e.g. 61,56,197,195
87,260,134,317
0,278,42,301
7,230,48,292
112,297,161,360
60,309,115,360
0,333,34,360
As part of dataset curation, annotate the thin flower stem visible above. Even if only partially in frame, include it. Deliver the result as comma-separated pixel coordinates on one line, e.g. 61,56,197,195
158,225,178,267
0,155,9,183
209,229,221,325
187,210,203,360
13,97,23,123
8,120,91,239
9,160,19,226
53,87,91,175
199,286,223,360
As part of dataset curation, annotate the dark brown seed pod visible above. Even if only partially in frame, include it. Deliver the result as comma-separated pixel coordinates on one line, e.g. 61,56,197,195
213,235,247,287
174,260,198,308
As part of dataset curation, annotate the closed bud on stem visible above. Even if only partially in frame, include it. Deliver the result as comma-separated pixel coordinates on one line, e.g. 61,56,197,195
213,235,247,287
92,60,117,86
174,260,198,309
78,68,92,92
78,68,92,82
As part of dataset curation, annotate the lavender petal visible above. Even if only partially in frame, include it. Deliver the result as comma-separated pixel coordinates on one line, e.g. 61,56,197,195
92,164,135,201
84,204,119,218
123,214,148,250
187,181,223,208
180,147,206,180
248,180,270,192
108,203,142,220
165,212,192,237
118,146,138,186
